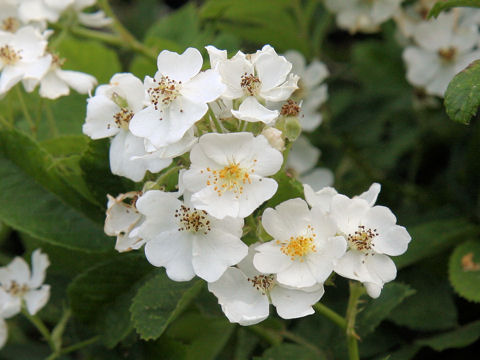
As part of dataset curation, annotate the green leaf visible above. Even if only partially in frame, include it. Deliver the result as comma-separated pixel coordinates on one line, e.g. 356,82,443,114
449,240,480,302
416,320,480,351
388,264,458,331
0,127,110,252
394,218,479,269
200,0,308,54
428,0,480,19
162,312,235,360
257,344,323,360
375,345,421,360
130,271,203,340
56,35,121,84
444,59,480,124
79,139,135,210
357,283,415,337
68,254,153,322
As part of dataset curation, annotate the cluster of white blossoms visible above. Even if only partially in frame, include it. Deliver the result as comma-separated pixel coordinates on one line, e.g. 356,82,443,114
95,44,411,326
0,0,109,98
397,6,480,97
0,250,50,348
324,0,404,34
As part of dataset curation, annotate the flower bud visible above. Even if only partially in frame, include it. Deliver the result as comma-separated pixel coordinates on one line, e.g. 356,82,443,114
261,127,285,151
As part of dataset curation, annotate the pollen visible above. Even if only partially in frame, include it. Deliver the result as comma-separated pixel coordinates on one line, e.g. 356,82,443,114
0,44,22,65
277,225,317,261
51,53,66,68
280,99,301,117
438,47,457,62
1,17,20,33
113,107,134,130
148,75,181,110
248,274,275,295
175,205,211,235
240,72,261,96
6,281,29,297
204,161,254,198
347,225,378,256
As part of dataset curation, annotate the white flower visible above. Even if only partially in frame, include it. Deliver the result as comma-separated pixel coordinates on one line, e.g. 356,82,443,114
129,47,225,148
0,249,50,318
0,1,22,34
104,192,146,253
136,190,248,282
325,0,404,34
253,198,347,288
0,25,51,94
182,132,283,219
83,73,189,182
287,136,334,191
211,45,299,124
0,317,7,349
403,11,480,97
39,53,97,99
283,50,329,131
329,183,411,298
208,243,324,326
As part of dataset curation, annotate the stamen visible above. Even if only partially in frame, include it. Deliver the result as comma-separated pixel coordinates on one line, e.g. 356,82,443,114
113,108,134,130
347,225,378,259
1,17,19,33
6,281,29,296
248,274,275,295
280,99,301,117
0,45,22,65
277,225,317,261
175,205,211,235
148,75,182,110
240,72,261,96
438,47,457,62
204,160,256,198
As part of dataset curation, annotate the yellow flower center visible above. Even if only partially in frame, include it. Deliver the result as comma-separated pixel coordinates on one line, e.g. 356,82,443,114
277,225,317,261
0,44,21,65
7,281,29,297
202,160,256,198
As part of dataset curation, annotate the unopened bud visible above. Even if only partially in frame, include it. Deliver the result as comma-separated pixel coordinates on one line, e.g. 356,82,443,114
261,127,285,151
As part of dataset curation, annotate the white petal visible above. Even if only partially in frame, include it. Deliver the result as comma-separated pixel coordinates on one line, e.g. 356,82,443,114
303,60,329,88
287,135,320,174
205,45,227,69
356,183,381,206
300,168,334,191
83,95,120,139
39,70,70,99
144,232,195,281
208,267,269,326
0,65,24,94
403,47,441,89
365,253,397,284
253,241,292,274
303,184,337,212
237,177,278,218
217,54,253,99
56,69,97,94
276,261,317,288
7,257,30,284
191,229,248,282
157,47,203,83
0,318,7,349
181,69,225,104
261,73,299,102
255,51,292,91
24,285,50,315
78,11,113,28
0,289,21,319
271,284,324,319
334,250,373,283
374,225,411,256
29,249,50,289
364,282,382,298
231,96,279,124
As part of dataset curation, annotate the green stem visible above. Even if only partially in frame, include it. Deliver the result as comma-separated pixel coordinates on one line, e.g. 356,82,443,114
43,100,59,137
280,141,293,172
208,106,224,133
61,336,100,355
97,0,156,60
248,325,282,346
346,281,364,360
280,329,323,355
15,87,36,136
313,302,347,330
22,309,55,351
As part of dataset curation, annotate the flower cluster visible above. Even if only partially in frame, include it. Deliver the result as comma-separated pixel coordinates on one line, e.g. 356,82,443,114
322,0,480,98
91,44,412,326
0,0,109,98
0,249,50,348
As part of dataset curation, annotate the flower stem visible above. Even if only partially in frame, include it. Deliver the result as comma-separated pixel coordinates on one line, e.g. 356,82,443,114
97,0,157,60
22,309,55,351
313,302,347,330
60,336,100,355
15,87,36,136
345,281,364,360
249,324,282,346
208,106,224,133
